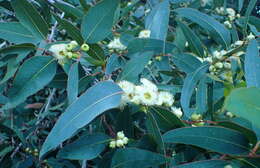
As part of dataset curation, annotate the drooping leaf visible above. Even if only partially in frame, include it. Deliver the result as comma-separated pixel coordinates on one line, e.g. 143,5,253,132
244,39,260,88
145,0,170,40
53,15,84,45
57,133,109,160
178,21,205,57
40,81,122,158
11,0,49,40
111,148,169,168
172,53,202,74
119,51,153,82
2,56,57,109
0,22,38,44
175,8,231,48
243,0,257,32
53,1,84,19
67,62,79,105
175,159,230,168
163,126,250,155
127,38,175,55
81,0,119,43
224,87,260,128
181,63,209,117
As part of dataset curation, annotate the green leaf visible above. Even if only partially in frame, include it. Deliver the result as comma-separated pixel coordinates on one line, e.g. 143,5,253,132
218,120,257,145
53,15,84,45
81,0,119,43
86,44,106,63
127,38,175,55
0,22,38,44
243,0,257,32
163,126,250,155
175,159,230,168
172,53,202,74
244,39,260,87
181,63,209,117
111,148,169,168
224,87,260,128
2,56,57,109
0,58,19,85
57,133,109,160
11,0,49,40
40,81,122,158
119,51,153,82
150,107,185,131
67,62,79,105
53,1,84,19
178,21,205,57
145,0,170,40
175,8,231,48
146,111,166,155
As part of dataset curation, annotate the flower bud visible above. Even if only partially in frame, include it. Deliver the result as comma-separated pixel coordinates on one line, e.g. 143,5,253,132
70,40,78,47
72,53,80,59
247,33,255,40
215,62,223,69
66,52,72,59
122,137,129,144
116,139,124,147
223,62,231,69
25,147,30,152
209,65,216,72
117,131,125,139
81,43,90,51
66,44,74,51
109,140,116,148
191,113,202,121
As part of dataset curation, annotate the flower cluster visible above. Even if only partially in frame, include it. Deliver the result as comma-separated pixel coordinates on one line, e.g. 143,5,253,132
138,29,151,38
117,78,174,107
107,37,127,52
49,41,89,65
208,50,231,76
215,7,239,29
171,107,183,118
109,131,129,148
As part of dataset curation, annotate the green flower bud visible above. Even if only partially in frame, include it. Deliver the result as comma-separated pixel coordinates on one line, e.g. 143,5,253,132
215,62,223,69
66,44,74,51
116,139,124,147
72,53,80,59
109,140,116,148
191,113,202,121
117,131,125,139
66,52,73,58
81,43,90,51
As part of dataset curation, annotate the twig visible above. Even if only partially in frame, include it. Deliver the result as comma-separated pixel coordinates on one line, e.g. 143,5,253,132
102,116,115,137
47,12,65,42
249,141,260,156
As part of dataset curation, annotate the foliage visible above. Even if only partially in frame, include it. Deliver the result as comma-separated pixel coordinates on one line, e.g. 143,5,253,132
0,0,259,167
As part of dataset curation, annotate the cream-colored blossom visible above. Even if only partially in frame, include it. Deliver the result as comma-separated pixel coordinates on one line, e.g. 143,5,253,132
138,29,151,38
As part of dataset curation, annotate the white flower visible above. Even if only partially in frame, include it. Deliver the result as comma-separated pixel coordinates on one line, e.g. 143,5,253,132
157,91,174,107
216,7,225,15
49,44,67,60
135,85,158,106
117,131,125,139
204,57,213,63
171,107,183,118
234,40,243,46
220,50,227,56
224,20,232,29
226,8,236,17
138,29,151,38
118,80,135,94
140,78,158,92
108,38,127,50
247,33,255,40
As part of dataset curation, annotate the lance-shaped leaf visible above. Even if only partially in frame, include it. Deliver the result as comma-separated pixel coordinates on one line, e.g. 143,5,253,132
11,0,49,40
181,63,209,117
81,0,119,43
0,22,38,44
67,62,79,105
111,148,169,168
2,56,57,109
57,133,109,160
244,39,260,88
175,8,231,48
224,87,260,129
175,159,230,168
163,126,250,155
40,81,122,158
145,0,170,40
